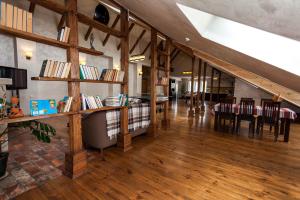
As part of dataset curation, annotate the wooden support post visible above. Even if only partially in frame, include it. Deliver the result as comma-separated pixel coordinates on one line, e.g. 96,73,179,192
149,28,158,137
103,15,120,46
64,0,87,179
130,29,146,54
118,7,132,151
217,70,222,102
188,56,196,117
162,38,171,127
57,14,66,31
117,23,135,50
195,59,202,114
209,67,215,107
84,26,93,41
201,62,207,111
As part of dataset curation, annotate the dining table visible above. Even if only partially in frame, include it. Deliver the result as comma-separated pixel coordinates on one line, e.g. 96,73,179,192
213,103,297,142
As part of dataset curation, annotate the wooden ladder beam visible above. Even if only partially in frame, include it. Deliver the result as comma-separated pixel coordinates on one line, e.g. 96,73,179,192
171,50,180,63
29,2,36,13
130,29,146,54
84,26,93,41
141,41,151,55
57,14,66,31
103,15,120,46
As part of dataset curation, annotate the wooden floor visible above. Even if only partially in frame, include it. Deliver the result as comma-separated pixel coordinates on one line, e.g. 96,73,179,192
16,100,300,200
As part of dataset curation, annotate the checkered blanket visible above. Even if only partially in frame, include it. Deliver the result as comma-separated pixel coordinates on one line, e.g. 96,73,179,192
106,103,150,139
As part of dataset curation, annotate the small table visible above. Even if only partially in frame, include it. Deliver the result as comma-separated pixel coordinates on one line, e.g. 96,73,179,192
213,103,297,142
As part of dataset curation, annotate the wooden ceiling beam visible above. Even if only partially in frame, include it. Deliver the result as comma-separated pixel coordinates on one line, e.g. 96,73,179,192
117,23,135,50
130,29,146,54
29,2,35,13
27,0,67,14
141,41,151,55
171,50,180,63
103,15,120,46
84,26,93,41
77,13,123,38
170,48,177,58
172,41,193,57
57,14,66,31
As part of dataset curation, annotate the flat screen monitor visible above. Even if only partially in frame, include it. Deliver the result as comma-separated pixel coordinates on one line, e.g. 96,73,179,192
0,66,27,90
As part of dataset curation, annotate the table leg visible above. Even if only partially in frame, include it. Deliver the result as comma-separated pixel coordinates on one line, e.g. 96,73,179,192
280,119,285,135
284,119,291,142
214,112,218,131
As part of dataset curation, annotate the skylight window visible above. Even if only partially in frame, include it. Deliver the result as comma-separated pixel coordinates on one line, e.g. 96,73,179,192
177,3,300,76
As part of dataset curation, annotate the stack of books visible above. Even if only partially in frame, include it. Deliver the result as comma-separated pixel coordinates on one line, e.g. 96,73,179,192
157,77,168,85
157,95,169,102
81,94,103,110
39,60,72,78
80,64,100,80
105,94,127,107
57,96,73,113
0,2,33,33
100,69,125,82
57,26,70,42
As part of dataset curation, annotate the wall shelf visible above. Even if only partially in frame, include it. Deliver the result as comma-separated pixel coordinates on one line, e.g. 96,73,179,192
0,112,76,125
0,26,70,49
79,106,124,114
31,77,125,84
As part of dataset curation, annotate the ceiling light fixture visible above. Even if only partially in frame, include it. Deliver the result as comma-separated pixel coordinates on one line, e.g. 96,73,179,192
129,55,145,62
185,37,190,42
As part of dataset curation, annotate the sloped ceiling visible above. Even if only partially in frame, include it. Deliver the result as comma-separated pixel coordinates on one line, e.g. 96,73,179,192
114,0,300,92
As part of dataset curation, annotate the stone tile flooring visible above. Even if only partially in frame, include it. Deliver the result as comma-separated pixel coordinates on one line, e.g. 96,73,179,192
0,127,67,200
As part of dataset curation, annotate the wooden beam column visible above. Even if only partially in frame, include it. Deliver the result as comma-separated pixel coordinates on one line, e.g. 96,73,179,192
217,70,222,102
118,7,132,151
149,28,158,137
201,62,207,111
64,0,87,179
209,67,215,107
195,59,202,114
188,56,196,117
162,38,171,127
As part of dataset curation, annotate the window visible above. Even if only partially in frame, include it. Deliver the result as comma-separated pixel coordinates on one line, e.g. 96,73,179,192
177,3,300,76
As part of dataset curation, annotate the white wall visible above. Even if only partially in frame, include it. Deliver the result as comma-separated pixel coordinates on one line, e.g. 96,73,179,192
0,0,147,114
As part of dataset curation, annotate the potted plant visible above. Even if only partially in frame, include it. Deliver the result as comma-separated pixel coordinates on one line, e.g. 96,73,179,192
0,120,56,179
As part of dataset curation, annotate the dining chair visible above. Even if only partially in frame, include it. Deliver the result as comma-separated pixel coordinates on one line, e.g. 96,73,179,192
257,101,281,141
241,97,253,101
236,99,255,136
260,98,274,132
218,97,236,133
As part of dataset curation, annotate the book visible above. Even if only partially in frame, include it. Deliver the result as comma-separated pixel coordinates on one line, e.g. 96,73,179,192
6,3,13,28
63,96,73,112
46,60,54,77
79,65,85,79
50,61,58,77
0,1,5,26
63,27,70,42
30,99,58,116
22,10,26,32
64,63,71,78
53,61,60,77
39,60,48,77
26,11,32,33
13,6,17,29
16,8,22,30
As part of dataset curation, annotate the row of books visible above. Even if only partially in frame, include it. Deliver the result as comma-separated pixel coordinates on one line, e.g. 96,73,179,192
57,26,70,43
39,60,71,78
79,66,125,82
30,97,73,116
57,97,73,113
80,65,100,80
81,94,103,110
105,94,128,107
101,69,125,82
157,77,168,85
0,2,32,33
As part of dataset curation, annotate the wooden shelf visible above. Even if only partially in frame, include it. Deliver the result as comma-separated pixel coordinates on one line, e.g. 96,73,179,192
77,79,125,84
158,49,169,56
79,106,124,114
31,77,125,84
78,46,104,56
0,26,70,49
0,112,76,125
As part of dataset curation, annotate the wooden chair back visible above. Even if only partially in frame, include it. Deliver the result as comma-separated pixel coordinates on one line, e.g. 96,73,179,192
260,98,273,106
219,98,235,115
239,99,255,116
262,101,281,123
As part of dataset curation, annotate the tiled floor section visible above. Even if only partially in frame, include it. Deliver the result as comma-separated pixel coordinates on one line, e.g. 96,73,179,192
0,127,67,200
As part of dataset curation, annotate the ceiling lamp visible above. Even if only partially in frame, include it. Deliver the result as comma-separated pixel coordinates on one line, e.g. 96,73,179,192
129,55,145,62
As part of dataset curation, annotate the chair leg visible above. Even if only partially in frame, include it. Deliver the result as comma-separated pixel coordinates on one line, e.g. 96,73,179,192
274,123,279,142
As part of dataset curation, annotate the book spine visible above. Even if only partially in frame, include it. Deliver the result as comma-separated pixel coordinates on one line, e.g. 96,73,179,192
22,10,26,31
6,3,13,28
13,6,17,29
27,11,32,33
0,1,5,26
16,8,22,30
39,60,47,77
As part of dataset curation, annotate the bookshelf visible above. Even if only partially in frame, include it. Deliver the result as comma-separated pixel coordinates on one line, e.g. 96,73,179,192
0,0,131,179
79,106,124,114
0,112,76,125
31,77,125,84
